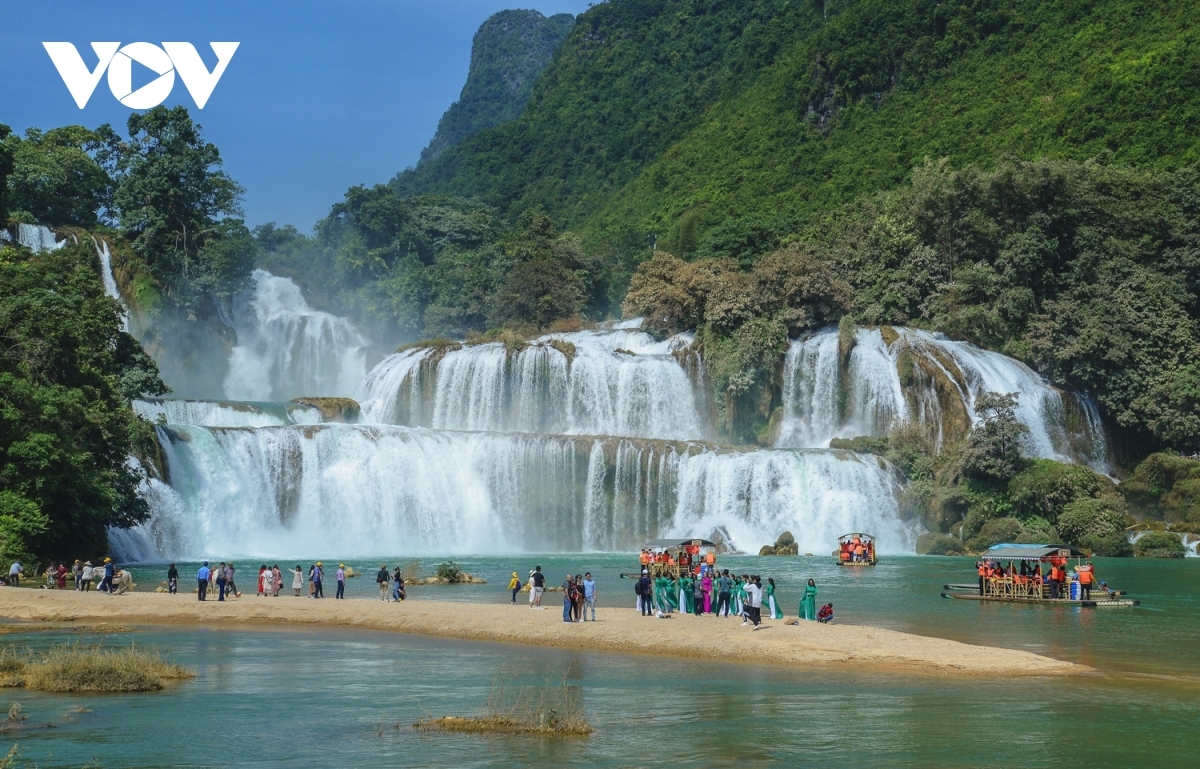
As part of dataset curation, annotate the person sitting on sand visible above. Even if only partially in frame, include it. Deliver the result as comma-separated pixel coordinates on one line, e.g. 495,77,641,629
392,565,406,601
817,603,833,623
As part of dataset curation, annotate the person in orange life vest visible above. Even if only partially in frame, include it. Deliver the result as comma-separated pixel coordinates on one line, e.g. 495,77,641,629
1077,563,1095,600
977,561,986,596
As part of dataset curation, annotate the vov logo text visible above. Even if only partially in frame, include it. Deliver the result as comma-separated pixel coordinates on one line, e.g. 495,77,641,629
43,42,239,109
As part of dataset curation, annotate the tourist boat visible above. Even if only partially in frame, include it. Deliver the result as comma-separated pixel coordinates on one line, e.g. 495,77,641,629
621,538,717,579
941,544,1139,607
835,533,877,566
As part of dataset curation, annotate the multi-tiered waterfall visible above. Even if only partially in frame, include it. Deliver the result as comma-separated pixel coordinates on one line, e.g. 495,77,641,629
777,327,1110,472
117,273,1114,560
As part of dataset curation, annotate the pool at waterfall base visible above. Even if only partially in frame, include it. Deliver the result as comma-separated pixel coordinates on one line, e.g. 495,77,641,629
1,555,1198,767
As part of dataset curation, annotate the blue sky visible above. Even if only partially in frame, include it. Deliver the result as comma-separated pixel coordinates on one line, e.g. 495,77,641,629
0,1,591,229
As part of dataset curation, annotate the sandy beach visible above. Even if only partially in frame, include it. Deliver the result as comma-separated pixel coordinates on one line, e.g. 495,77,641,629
0,589,1088,677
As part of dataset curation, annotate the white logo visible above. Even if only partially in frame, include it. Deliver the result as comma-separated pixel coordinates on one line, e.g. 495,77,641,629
43,42,239,109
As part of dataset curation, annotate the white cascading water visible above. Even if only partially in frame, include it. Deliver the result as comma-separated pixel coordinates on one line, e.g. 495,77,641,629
124,308,1112,560
0,224,66,253
224,270,370,401
92,237,130,331
359,328,709,440
777,327,1110,472
133,398,322,428
138,424,911,559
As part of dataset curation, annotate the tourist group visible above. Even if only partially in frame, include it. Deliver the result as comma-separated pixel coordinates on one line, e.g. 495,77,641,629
4,559,131,594
192,561,410,602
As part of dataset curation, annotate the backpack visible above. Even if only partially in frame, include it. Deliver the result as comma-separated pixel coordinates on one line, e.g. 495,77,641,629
634,579,644,596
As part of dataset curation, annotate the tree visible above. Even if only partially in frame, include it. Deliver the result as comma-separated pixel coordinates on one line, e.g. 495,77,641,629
960,392,1029,482
0,242,166,561
4,126,111,227
0,123,13,224
101,106,245,308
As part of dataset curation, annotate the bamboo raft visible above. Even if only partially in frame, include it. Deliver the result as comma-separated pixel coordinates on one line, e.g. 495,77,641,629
942,592,1139,608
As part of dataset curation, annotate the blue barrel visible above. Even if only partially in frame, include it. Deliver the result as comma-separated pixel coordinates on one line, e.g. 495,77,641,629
1069,578,1080,600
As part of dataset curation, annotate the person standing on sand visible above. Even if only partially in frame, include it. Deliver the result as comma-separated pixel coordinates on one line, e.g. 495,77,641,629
216,563,228,602
292,565,304,596
7,562,22,588
583,572,596,621
272,565,283,597
225,563,239,598
529,565,545,609
799,578,818,621
700,571,713,614
257,565,266,597
742,576,762,628
508,572,521,604
80,562,93,592
167,563,178,594
197,561,210,601
765,577,783,619
98,558,115,593
312,562,324,598
337,564,349,599
638,570,652,616
376,564,389,601
562,573,575,623
263,565,275,597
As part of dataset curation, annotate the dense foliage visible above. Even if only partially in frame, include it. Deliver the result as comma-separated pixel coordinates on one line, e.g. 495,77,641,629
3,108,252,317
99,107,254,310
419,10,575,165
622,246,850,440
257,192,605,343
395,0,1200,259
2,126,110,227
0,242,165,563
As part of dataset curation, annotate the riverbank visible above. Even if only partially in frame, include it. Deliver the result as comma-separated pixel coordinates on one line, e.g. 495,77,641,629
0,590,1086,676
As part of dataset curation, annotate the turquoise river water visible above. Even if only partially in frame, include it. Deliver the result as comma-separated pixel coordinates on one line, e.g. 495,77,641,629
4,555,1199,767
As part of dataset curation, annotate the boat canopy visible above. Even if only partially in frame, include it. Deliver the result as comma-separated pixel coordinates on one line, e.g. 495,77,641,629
643,538,714,550
838,533,875,544
983,544,1086,561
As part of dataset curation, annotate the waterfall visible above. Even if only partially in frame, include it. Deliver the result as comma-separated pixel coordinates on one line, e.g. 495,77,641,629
139,424,910,559
359,329,709,440
778,327,1110,471
92,237,130,331
224,270,370,401
134,398,322,428
0,224,66,253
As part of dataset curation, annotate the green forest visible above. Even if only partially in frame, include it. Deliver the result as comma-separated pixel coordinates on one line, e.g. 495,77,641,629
5,0,1200,561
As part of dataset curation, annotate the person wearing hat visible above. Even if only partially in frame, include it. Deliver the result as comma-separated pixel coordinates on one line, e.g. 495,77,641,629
80,561,94,591
312,562,324,598
336,563,348,599
72,560,84,591
374,564,388,601
99,558,115,594
508,572,521,604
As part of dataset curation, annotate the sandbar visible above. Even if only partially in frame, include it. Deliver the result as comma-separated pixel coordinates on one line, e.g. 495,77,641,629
0,590,1088,677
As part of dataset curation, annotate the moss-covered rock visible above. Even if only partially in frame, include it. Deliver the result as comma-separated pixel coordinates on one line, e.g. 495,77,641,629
915,532,967,555
1134,531,1186,558
290,397,361,423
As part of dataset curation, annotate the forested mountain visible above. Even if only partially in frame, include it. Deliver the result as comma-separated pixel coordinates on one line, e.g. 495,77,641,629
395,0,1200,253
418,10,576,165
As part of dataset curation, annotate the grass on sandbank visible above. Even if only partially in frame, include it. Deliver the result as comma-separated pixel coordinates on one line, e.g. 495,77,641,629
0,644,194,692
410,676,593,737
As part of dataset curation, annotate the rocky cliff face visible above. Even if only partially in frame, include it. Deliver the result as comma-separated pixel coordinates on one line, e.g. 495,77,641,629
418,9,575,165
